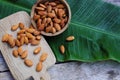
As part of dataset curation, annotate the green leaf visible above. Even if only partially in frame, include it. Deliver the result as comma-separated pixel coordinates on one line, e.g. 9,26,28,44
0,0,120,62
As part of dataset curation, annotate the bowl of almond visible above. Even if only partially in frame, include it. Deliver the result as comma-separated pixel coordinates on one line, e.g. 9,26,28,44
31,0,71,36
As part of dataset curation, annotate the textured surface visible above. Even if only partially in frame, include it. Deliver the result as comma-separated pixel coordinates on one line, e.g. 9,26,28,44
0,0,120,80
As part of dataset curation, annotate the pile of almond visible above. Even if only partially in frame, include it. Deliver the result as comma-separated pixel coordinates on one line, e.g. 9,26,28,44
33,0,68,34
2,23,48,72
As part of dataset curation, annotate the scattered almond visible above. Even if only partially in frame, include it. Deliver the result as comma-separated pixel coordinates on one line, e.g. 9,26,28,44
8,36,15,48
2,34,9,42
66,36,75,41
31,39,40,46
24,59,33,67
34,47,41,54
24,37,29,45
36,61,43,72
15,39,21,47
18,46,23,55
60,45,65,54
21,50,28,59
19,22,24,29
11,24,19,31
36,36,41,40
40,53,48,62
12,49,18,58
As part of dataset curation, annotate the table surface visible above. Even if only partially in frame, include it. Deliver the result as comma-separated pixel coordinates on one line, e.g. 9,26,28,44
0,0,120,80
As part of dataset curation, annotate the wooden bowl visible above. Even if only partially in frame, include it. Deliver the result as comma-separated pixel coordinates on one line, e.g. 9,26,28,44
31,0,71,36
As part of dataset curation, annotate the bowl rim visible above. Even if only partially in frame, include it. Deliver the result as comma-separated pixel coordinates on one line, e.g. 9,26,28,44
31,0,71,36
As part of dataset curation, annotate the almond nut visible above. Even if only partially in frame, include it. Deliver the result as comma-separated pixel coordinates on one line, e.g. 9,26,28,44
26,28,35,33
34,47,41,54
39,3,46,8
33,30,40,36
36,62,43,72
51,27,56,34
24,59,33,67
60,45,65,54
66,36,75,41
31,40,40,46
19,22,24,29
53,18,61,23
2,34,9,42
35,7,45,11
12,49,19,58
45,26,52,33
40,53,48,62
21,50,28,59
54,23,61,31
24,37,29,45
20,36,24,46
18,46,23,55
8,36,15,48
11,24,19,31
36,36,41,40
47,13,56,18
26,32,34,39
15,39,21,47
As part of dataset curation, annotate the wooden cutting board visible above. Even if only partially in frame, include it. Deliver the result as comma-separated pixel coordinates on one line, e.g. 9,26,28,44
0,11,56,80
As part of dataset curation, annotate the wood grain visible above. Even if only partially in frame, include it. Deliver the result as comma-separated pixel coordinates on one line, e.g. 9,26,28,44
0,11,56,80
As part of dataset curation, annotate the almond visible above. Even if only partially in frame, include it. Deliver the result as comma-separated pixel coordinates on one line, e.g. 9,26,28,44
39,3,46,8
12,49,18,58
11,24,19,31
66,36,75,41
24,37,29,45
31,39,40,46
53,18,61,23
20,36,24,46
26,28,35,33
26,32,34,39
60,45,65,54
18,46,23,55
38,24,45,31
8,36,15,48
29,24,35,29
36,62,43,72
37,19,42,28
36,36,41,40
19,23,24,29
17,35,21,40
33,14,40,21
33,30,40,36
2,34,9,42
47,5,52,12
42,18,47,24
47,13,56,18
21,50,28,59
51,27,56,34
54,23,61,31
49,2,57,6
40,53,48,62
35,7,45,11
24,59,33,67
46,18,51,24
34,47,41,54
58,9,65,18
15,39,21,47
17,30,26,34
45,26,52,33
56,4,64,9
38,11,47,16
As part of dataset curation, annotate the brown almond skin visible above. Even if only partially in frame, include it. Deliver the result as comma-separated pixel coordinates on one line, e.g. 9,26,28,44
24,37,29,45
60,45,65,54
40,53,48,62
51,27,56,34
34,47,41,54
31,40,40,46
36,62,43,72
12,50,19,58
26,28,35,33
21,50,28,59
17,30,26,34
15,39,21,47
45,26,52,33
35,7,45,11
53,18,61,23
47,13,56,18
24,59,33,67
49,2,57,6
38,24,45,31
33,30,40,36
46,18,51,24
56,4,65,9
47,5,52,13
36,36,41,40
2,34,9,42
18,46,23,55
26,32,34,39
54,23,61,31
66,36,75,41
39,3,46,8
38,11,47,16
19,23,24,29
20,36,24,46
11,24,19,31
8,36,15,48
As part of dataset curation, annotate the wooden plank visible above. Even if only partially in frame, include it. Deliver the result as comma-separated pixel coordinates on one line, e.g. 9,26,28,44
0,11,56,80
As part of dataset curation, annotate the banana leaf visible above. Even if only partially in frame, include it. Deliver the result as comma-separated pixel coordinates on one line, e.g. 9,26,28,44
0,0,120,62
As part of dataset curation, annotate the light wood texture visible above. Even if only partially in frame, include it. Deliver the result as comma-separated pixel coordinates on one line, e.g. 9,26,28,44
0,11,56,80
